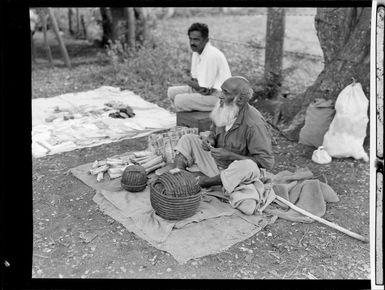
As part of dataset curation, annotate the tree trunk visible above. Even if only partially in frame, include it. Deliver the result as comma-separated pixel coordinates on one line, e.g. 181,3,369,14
281,7,371,141
31,30,36,63
125,7,135,48
76,8,80,37
104,7,148,47
41,11,54,67
110,7,124,42
68,8,74,35
264,8,285,99
134,7,147,45
100,7,112,46
48,8,71,69
81,14,87,39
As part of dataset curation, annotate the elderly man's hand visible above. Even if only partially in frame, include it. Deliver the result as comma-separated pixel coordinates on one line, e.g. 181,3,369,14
200,135,215,151
210,147,233,161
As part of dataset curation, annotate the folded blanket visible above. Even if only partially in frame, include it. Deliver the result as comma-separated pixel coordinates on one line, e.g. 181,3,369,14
266,168,340,222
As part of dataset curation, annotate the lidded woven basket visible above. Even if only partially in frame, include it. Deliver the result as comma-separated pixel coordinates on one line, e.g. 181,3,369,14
121,165,147,192
150,170,201,220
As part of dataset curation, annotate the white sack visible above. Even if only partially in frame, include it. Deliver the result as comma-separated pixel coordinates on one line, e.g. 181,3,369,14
322,82,369,161
312,146,332,164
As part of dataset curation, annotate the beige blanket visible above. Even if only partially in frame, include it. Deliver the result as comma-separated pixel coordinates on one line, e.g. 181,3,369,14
70,162,276,264
70,158,339,263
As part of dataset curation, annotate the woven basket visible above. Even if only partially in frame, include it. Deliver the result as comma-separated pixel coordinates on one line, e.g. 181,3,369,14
121,165,147,192
150,170,201,220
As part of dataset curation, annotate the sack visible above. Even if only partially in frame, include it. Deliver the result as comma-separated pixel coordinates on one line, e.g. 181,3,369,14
312,146,332,164
322,82,369,161
299,98,335,148
148,126,198,163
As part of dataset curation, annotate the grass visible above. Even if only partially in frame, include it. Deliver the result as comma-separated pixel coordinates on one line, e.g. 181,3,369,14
31,11,371,280
32,11,324,116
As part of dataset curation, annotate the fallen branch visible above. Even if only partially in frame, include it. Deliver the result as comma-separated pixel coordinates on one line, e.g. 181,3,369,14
274,195,369,243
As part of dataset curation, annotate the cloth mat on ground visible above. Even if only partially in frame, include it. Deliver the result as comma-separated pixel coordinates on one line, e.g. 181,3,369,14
70,161,276,264
71,160,339,263
32,86,176,158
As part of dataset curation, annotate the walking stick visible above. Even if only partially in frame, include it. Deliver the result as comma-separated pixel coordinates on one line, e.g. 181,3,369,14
274,195,369,243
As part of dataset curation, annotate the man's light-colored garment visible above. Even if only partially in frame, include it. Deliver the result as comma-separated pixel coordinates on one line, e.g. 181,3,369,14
168,42,231,112
221,159,276,215
191,42,231,91
173,133,220,177
167,86,221,112
174,134,275,215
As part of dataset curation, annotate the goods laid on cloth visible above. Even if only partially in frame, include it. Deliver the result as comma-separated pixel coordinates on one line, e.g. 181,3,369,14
150,169,202,220
89,156,132,182
147,126,199,163
105,101,136,119
70,152,364,262
32,86,176,158
322,81,369,161
70,155,277,264
299,98,335,148
88,150,165,183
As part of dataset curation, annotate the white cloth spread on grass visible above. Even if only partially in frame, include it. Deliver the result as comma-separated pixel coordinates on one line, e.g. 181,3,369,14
32,86,176,158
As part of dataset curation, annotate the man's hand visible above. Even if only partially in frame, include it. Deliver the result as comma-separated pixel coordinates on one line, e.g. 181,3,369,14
200,135,215,151
210,147,233,161
184,77,200,90
197,88,213,95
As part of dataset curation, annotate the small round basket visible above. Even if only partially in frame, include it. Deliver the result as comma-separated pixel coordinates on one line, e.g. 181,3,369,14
121,165,147,192
150,170,201,220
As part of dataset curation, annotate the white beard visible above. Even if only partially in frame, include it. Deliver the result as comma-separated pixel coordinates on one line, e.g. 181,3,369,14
210,100,240,128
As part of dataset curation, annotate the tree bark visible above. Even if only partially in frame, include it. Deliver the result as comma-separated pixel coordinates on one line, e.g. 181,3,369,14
110,7,124,42
41,11,54,67
31,30,36,63
81,14,87,38
134,7,147,45
281,7,371,141
104,7,148,47
125,7,135,48
76,8,80,37
68,8,74,35
264,8,285,99
48,8,71,68
100,7,112,46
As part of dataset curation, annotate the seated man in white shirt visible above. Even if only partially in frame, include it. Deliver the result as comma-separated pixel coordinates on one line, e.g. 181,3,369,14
168,23,231,112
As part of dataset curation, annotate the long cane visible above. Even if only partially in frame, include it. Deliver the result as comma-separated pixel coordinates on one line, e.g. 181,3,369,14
274,195,369,243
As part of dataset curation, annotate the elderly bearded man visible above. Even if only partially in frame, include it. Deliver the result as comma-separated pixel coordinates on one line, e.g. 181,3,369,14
167,23,231,112
173,76,275,215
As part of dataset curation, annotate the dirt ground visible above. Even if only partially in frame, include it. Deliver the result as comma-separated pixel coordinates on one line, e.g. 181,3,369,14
32,133,371,280
31,15,371,281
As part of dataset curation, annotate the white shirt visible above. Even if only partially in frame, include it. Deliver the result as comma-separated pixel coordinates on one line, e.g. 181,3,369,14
190,42,231,91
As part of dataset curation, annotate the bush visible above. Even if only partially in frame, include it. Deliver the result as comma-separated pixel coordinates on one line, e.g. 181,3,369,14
99,35,191,110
